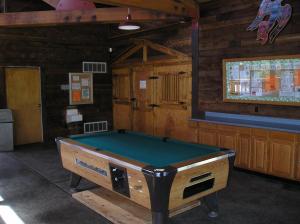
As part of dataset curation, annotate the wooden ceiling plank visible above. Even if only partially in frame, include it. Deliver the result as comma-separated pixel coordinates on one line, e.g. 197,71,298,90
91,0,198,17
0,8,178,27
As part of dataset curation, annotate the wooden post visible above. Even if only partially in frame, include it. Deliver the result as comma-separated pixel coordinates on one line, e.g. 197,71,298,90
191,6,200,118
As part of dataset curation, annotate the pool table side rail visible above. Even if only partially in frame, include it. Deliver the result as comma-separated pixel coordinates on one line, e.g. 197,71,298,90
59,138,147,171
173,149,235,172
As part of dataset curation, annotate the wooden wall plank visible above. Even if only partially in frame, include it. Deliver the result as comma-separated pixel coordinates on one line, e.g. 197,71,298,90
196,0,300,119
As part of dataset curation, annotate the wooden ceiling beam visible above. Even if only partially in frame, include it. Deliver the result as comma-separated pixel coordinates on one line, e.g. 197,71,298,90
91,0,198,18
0,7,178,27
41,0,60,8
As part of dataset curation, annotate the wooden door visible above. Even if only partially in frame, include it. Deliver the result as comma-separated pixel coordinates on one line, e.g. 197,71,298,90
251,129,269,173
269,132,295,179
5,67,43,145
235,128,251,169
154,65,194,142
112,68,132,130
132,67,155,135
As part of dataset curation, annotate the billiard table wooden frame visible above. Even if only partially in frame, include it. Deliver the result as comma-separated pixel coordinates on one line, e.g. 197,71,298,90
56,133,235,224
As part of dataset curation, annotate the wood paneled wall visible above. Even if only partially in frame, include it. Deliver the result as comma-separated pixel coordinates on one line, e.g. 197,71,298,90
196,0,300,118
112,0,300,121
0,25,112,141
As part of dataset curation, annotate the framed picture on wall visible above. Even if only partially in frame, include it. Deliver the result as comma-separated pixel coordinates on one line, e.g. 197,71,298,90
69,73,93,105
223,55,300,106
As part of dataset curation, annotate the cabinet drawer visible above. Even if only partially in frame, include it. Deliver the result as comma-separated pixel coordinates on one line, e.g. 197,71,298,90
217,124,237,132
296,135,300,143
238,127,251,135
198,122,217,130
252,128,269,138
269,131,295,142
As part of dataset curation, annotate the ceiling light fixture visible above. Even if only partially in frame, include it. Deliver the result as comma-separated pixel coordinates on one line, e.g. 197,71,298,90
118,8,141,31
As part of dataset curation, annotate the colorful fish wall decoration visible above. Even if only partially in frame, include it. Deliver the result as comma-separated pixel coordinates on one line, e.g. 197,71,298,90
247,0,292,44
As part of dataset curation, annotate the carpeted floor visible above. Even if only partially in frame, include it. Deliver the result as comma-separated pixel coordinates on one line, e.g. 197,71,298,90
0,143,299,224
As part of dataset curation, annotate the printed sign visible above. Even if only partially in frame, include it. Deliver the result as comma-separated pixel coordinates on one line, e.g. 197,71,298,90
140,80,147,89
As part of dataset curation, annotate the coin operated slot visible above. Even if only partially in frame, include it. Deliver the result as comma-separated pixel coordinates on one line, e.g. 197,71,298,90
109,164,130,197
183,178,215,199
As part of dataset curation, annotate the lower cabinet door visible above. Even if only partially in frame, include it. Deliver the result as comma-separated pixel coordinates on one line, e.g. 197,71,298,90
251,136,269,174
218,131,236,150
235,133,251,169
269,140,295,179
296,144,300,180
198,128,218,147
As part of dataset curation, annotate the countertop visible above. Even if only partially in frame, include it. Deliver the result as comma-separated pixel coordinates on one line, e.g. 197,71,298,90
191,112,300,134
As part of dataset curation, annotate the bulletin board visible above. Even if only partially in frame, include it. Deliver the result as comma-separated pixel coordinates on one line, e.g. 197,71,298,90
69,73,93,105
223,55,300,106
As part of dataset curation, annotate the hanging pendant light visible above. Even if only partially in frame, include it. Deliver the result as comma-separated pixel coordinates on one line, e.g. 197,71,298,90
118,8,141,31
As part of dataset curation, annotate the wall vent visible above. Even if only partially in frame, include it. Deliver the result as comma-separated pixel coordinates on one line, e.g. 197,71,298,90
83,62,107,74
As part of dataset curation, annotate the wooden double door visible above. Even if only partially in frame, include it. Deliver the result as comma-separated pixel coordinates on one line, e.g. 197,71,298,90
5,67,43,145
113,66,155,135
112,64,196,142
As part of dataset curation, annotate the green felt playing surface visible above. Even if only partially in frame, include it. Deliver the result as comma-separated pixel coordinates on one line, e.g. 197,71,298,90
70,131,220,167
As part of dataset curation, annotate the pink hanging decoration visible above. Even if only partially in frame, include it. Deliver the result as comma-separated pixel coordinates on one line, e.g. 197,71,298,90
247,0,292,45
56,0,96,11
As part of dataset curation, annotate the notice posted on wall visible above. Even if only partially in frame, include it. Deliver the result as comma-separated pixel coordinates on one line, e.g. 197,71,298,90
69,73,93,105
140,80,147,89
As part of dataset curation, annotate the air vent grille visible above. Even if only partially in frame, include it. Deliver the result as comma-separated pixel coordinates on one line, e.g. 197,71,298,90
83,62,107,74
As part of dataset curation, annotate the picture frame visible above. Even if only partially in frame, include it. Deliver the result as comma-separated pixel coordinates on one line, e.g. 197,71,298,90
69,72,93,105
223,55,300,106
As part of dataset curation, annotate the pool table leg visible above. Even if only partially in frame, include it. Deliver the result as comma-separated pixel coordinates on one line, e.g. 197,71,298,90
70,172,82,190
203,192,219,218
143,166,177,224
152,211,169,224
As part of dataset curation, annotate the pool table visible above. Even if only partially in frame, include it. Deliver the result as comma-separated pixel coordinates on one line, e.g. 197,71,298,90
56,130,235,224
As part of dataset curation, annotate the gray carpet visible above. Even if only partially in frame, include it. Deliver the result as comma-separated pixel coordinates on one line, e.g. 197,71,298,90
1,143,299,224
0,152,109,224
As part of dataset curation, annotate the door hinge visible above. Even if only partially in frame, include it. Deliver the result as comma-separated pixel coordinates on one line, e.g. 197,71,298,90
149,76,159,80
149,104,159,108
